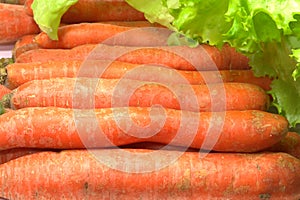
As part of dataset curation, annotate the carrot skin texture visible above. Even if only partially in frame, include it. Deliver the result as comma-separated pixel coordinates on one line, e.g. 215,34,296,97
25,0,145,22
23,0,33,16
3,60,269,90
62,0,146,23
5,60,84,89
35,23,172,49
9,78,270,111
12,34,39,59
0,3,40,44
0,107,288,152
15,44,96,63
35,23,135,49
4,60,271,90
0,85,10,99
0,149,299,199
15,44,250,71
267,132,300,159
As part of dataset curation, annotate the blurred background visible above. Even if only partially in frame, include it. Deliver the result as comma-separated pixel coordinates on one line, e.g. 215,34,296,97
0,44,13,58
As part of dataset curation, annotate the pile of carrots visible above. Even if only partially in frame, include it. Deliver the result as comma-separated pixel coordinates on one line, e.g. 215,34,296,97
0,0,300,199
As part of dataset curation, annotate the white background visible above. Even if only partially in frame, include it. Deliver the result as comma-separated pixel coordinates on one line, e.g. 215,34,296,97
0,44,14,58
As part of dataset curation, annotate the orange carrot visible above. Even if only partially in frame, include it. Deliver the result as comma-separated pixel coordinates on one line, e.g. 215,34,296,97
267,132,300,160
16,43,250,71
35,23,135,49
0,148,41,164
34,23,172,49
6,78,270,112
0,85,10,99
0,107,288,152
12,34,39,59
2,60,271,90
23,0,32,16
25,0,145,23
0,3,40,44
15,44,95,63
0,149,299,199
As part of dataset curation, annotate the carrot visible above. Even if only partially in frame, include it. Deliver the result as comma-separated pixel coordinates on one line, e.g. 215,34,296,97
16,43,250,71
15,44,95,63
12,34,39,59
23,0,32,16
0,106,288,152
266,132,300,160
34,23,172,49
0,85,10,99
0,148,41,164
5,78,270,112
25,0,145,23
2,60,271,90
0,3,40,44
2,60,84,89
0,149,299,199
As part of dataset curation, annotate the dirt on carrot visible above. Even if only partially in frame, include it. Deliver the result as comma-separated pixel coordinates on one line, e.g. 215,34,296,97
0,106,288,152
2,60,272,90
6,78,270,112
0,149,299,199
34,22,172,49
15,43,250,71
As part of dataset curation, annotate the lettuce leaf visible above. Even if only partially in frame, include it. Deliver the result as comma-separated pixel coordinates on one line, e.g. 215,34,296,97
31,0,78,40
126,0,300,127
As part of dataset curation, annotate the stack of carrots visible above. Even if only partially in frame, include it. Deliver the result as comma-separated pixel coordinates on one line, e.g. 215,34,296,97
0,0,300,199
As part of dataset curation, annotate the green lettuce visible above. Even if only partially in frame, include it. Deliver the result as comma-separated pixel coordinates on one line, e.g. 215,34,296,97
125,0,300,128
31,0,300,128
31,0,78,40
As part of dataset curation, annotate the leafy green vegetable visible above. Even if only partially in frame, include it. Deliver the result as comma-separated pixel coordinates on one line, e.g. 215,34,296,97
0,103,5,115
291,49,300,80
31,0,78,40
125,0,300,127
31,0,300,127
0,58,13,115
